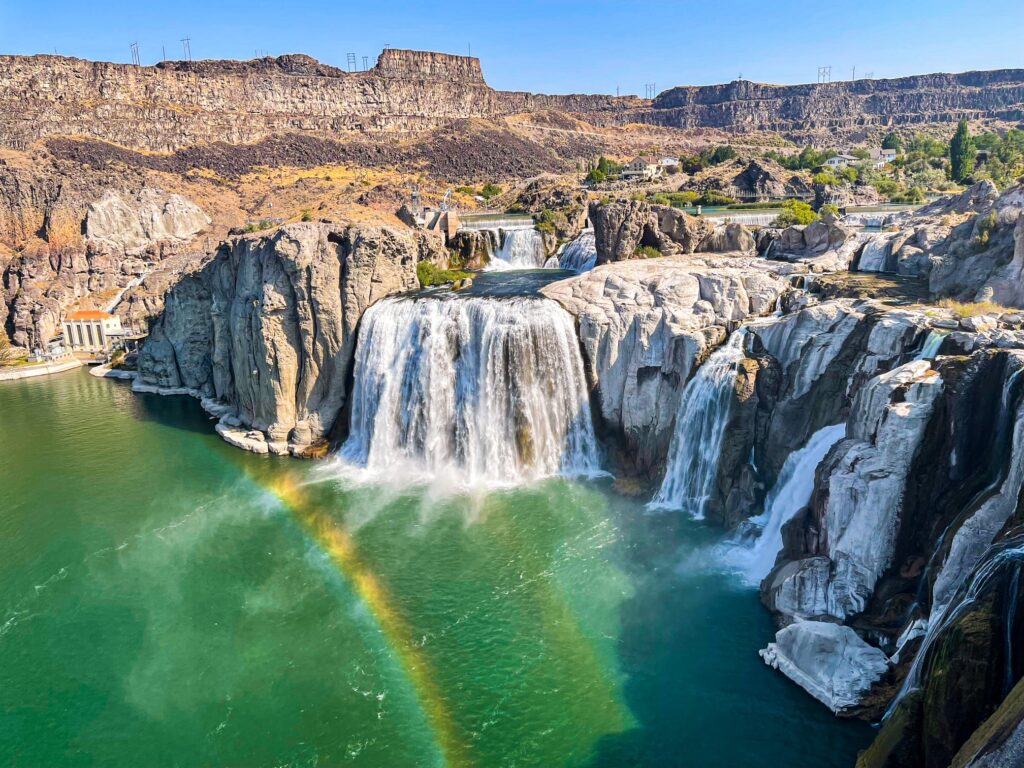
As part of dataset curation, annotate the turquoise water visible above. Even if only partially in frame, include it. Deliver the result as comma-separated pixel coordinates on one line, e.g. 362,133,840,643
0,370,873,766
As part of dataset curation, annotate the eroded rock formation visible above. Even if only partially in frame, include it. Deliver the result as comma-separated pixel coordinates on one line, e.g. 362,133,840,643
136,221,437,454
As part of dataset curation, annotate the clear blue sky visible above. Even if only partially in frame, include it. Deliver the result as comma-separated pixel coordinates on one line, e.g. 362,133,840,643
1,0,1021,95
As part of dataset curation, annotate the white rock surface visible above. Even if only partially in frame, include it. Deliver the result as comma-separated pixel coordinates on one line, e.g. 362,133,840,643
760,620,889,713
86,188,211,255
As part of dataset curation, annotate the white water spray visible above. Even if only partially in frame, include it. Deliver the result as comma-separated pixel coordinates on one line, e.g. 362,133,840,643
485,227,547,270
858,235,892,273
651,331,747,516
558,230,597,273
339,294,601,486
726,424,846,584
914,330,947,361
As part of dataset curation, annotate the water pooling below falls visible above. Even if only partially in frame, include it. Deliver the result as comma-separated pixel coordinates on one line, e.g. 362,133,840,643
339,292,601,485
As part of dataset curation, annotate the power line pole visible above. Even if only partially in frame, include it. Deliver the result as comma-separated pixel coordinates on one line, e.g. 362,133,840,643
644,83,656,99
180,37,191,62
817,65,831,83
130,41,140,67
347,52,357,71
362,55,369,71
162,45,166,62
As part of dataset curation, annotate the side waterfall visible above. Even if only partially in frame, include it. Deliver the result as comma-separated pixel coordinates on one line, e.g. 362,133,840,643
485,227,547,270
858,234,892,272
650,331,747,516
558,230,597,273
914,330,947,361
727,424,847,584
340,294,601,485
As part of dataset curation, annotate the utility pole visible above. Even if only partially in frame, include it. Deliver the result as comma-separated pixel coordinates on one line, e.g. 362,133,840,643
181,37,191,62
162,45,166,62
130,41,140,67
851,66,856,81
817,65,831,83
362,55,369,71
644,83,656,99
347,52,357,71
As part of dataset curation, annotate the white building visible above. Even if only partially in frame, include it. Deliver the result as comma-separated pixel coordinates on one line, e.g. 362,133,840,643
621,157,663,180
63,310,125,353
868,148,898,168
824,154,859,168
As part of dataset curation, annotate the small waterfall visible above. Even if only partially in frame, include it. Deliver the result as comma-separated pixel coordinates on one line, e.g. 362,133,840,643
485,227,547,270
914,330,947,361
650,331,747,516
727,424,846,584
885,537,1024,720
340,294,600,485
558,230,597,274
858,234,891,272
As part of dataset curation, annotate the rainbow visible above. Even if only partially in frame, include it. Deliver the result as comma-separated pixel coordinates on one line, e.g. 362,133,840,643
260,470,473,767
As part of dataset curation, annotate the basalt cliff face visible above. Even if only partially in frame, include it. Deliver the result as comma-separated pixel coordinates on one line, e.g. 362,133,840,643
642,70,1024,134
1,49,1022,154
0,49,640,153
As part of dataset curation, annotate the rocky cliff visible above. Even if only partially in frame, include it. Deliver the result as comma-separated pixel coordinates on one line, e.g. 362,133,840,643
0,49,640,153
641,70,1024,134
136,221,441,455
1,49,1022,154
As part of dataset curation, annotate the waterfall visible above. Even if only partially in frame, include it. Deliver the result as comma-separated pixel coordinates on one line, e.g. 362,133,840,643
914,330,947,361
650,331,747,516
339,294,601,486
558,231,597,273
858,235,891,272
884,536,1024,720
726,424,847,584
485,227,547,270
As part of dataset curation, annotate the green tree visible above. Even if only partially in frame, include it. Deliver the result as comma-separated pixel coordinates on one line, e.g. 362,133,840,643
950,120,975,183
773,199,818,227
585,168,606,184
882,132,903,153
480,183,502,200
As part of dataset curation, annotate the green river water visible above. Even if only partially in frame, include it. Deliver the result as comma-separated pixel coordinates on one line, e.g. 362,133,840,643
0,371,872,767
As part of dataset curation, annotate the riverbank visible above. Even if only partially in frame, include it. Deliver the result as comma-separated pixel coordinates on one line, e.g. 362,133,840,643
0,357,81,381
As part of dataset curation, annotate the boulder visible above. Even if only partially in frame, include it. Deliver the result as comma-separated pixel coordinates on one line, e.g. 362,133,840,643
760,621,889,714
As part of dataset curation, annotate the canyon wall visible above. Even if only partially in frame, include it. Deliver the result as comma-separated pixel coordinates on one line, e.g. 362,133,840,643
642,70,1024,133
1,49,1022,154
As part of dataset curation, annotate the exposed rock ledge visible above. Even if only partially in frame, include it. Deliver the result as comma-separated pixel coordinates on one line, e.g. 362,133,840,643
136,221,440,454
541,253,790,474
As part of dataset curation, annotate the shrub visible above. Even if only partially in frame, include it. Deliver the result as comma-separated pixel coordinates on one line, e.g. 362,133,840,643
812,171,841,186
480,183,502,200
634,245,662,259
974,210,998,249
300,209,313,222
820,203,841,217
585,168,606,184
696,190,737,206
244,219,277,233
417,261,471,287
773,199,818,227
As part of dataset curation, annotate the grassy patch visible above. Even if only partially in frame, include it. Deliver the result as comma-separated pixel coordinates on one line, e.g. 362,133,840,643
634,245,662,259
936,298,1004,318
417,262,471,287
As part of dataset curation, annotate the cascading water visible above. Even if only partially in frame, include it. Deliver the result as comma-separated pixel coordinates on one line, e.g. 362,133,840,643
339,294,601,485
485,227,547,270
558,230,597,273
914,330,947,361
726,424,847,584
858,235,892,272
650,331,747,516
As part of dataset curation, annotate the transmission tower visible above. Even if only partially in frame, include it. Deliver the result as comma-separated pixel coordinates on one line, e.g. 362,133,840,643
817,65,831,83
362,55,369,71
864,72,874,80
644,83,656,99
180,37,191,62
347,52,357,71
130,41,140,67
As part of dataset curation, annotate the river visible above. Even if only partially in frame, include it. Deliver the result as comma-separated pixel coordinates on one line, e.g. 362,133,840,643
0,370,872,766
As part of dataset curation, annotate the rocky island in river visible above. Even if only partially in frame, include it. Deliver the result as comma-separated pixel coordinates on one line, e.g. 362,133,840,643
3,23,1024,768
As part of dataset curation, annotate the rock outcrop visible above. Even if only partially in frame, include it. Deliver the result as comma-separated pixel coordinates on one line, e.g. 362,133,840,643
541,253,786,474
137,221,434,454
85,189,210,256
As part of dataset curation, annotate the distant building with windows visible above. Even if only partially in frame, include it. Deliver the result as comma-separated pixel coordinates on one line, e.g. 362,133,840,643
63,310,124,353
621,157,664,180
825,154,859,168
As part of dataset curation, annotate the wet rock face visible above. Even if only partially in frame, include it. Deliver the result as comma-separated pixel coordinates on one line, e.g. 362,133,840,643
138,222,427,449
541,253,786,475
